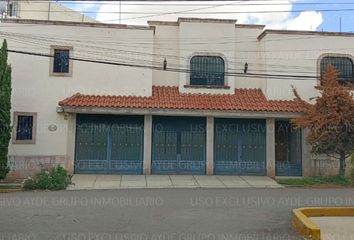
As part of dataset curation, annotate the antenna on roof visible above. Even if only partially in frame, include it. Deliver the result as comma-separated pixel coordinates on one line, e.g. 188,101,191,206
119,0,122,24
339,17,342,32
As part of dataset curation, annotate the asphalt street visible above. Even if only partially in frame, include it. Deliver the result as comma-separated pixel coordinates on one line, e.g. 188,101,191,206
1,188,354,240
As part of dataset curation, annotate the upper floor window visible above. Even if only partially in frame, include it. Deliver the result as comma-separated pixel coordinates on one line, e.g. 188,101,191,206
190,56,225,86
54,49,70,73
12,112,37,144
320,56,354,84
50,46,73,77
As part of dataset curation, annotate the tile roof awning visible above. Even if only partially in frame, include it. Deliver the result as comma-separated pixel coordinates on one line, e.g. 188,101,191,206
58,86,302,113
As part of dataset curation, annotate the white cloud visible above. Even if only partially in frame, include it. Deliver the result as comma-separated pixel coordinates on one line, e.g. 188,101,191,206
64,1,98,12
93,1,323,31
286,11,323,30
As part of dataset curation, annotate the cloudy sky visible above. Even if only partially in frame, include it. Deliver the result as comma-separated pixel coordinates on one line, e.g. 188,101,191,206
62,0,354,32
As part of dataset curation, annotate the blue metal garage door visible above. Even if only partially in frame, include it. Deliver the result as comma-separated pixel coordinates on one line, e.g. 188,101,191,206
152,116,206,174
214,118,266,175
75,114,144,174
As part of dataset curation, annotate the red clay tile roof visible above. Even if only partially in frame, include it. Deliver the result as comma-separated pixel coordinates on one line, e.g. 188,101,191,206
59,86,302,113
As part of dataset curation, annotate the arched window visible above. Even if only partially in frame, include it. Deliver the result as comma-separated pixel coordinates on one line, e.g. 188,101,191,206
320,56,354,84
190,56,225,86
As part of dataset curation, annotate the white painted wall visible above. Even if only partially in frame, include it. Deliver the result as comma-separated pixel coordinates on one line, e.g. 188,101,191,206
8,0,97,23
261,33,354,100
234,26,266,91
151,24,180,87
150,22,267,94
178,21,236,94
2,22,154,156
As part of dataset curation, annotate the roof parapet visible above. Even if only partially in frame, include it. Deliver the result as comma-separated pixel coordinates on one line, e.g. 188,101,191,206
148,17,237,26
235,24,265,29
178,17,237,24
258,29,354,40
147,20,179,26
0,19,155,31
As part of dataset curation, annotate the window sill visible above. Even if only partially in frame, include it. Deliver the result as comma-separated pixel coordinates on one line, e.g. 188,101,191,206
12,140,36,144
184,85,230,89
50,72,72,77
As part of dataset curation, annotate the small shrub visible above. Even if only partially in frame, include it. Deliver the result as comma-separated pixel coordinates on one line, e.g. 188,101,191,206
22,177,36,190
23,166,71,191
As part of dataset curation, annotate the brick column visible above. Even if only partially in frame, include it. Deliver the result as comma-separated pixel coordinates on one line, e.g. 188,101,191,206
206,116,214,175
143,114,152,175
266,118,275,178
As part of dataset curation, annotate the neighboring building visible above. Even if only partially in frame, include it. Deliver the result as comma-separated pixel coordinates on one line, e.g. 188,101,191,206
5,0,97,23
1,17,354,180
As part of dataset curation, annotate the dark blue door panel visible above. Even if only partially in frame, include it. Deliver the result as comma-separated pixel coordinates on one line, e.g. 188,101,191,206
152,116,206,175
214,118,266,175
75,114,144,174
275,120,302,176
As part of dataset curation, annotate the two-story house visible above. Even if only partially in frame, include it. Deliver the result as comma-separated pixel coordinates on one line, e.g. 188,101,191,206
2,16,354,180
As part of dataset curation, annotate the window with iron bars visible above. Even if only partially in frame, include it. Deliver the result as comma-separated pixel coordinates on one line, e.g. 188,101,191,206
190,56,225,86
320,56,354,85
53,49,70,73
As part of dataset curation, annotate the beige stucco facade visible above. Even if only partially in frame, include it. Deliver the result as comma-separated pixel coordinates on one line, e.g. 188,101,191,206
2,17,353,180
6,0,97,23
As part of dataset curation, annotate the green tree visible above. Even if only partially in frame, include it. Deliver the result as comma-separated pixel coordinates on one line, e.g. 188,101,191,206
0,40,12,180
292,65,354,176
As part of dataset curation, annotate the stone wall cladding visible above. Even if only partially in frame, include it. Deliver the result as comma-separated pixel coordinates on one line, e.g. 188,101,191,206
6,155,67,182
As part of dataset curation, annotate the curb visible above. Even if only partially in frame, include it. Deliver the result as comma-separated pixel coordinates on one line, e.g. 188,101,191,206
0,189,22,193
292,207,354,240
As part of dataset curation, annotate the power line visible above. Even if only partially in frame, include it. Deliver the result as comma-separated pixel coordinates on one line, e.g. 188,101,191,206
107,8,354,22
0,31,341,74
69,2,354,6
101,0,242,22
6,39,318,74
13,8,354,14
8,0,354,22
7,49,319,80
8,0,354,2
3,30,352,52
18,1,354,5
1,30,349,62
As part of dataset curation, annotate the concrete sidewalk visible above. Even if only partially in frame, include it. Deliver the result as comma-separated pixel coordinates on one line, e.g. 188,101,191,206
67,174,283,190
311,217,354,240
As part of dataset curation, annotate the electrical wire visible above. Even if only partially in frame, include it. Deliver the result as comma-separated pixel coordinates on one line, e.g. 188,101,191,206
15,1,354,6
7,0,354,22
7,49,320,80
0,30,343,75
0,30,349,63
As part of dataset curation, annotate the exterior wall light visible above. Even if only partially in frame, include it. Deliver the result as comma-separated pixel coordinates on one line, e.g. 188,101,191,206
163,58,167,70
244,62,248,74
56,106,64,113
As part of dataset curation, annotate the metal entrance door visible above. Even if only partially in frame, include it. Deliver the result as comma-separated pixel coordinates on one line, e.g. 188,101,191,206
75,114,144,174
151,116,206,174
214,119,266,175
275,120,302,176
